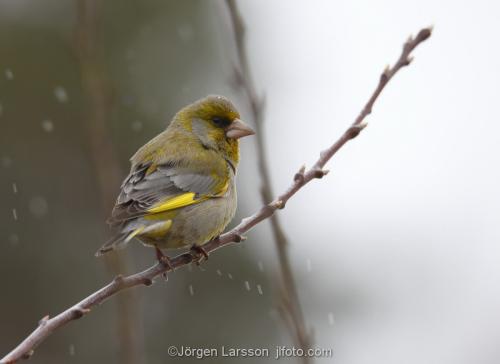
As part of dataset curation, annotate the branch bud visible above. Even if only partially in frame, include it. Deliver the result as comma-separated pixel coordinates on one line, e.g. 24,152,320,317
22,350,35,360
418,26,433,41
347,123,367,139
240,216,253,227
113,274,124,286
233,233,247,243
294,165,306,183
403,55,414,66
381,65,391,82
72,307,90,319
38,315,49,326
271,200,284,209
313,169,328,179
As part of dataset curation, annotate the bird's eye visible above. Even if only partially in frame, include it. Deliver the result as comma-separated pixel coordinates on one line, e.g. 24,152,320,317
212,117,231,128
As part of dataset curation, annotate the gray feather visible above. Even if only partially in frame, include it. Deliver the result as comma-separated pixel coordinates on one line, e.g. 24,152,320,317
108,160,228,225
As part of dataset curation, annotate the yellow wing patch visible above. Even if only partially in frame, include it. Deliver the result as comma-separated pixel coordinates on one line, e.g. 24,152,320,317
147,192,206,214
146,180,230,214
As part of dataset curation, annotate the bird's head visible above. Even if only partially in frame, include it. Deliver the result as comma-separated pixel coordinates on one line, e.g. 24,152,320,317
174,95,255,166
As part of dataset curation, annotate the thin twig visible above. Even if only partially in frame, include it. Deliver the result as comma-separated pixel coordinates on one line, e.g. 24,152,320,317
0,26,432,364
74,1,144,364
224,0,312,357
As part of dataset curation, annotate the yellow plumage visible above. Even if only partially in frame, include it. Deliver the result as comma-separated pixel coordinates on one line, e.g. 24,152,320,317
147,192,204,214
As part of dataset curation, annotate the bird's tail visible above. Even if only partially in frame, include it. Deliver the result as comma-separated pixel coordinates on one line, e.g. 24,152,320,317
95,227,145,257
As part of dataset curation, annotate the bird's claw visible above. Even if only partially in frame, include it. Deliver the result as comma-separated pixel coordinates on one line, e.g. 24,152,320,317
155,247,174,274
190,245,209,265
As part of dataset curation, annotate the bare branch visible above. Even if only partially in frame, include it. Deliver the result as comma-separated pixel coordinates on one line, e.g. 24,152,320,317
0,26,432,364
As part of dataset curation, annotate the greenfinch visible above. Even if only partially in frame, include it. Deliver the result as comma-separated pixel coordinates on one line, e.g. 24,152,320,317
96,95,254,262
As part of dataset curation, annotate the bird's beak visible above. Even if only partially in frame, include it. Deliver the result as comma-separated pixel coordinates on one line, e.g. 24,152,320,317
225,118,255,139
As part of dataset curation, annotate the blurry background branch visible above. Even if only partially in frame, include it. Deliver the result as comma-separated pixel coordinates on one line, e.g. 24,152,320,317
0,26,431,364
74,1,144,364
225,0,312,359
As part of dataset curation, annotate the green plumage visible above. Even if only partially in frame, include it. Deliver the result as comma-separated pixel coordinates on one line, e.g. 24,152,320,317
96,95,254,256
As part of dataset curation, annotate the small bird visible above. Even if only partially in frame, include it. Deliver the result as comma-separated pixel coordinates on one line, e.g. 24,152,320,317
96,95,254,264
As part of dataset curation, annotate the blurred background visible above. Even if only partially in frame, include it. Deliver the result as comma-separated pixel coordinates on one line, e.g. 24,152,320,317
1,0,500,363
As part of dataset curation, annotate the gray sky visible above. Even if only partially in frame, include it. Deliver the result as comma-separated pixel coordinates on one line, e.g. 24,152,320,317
239,1,500,363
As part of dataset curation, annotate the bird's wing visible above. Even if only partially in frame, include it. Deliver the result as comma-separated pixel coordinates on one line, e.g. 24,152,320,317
108,158,230,225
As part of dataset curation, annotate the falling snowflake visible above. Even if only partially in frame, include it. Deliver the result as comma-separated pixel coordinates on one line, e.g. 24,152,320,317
5,68,14,80
257,284,263,295
257,261,264,272
54,86,68,103
41,120,54,133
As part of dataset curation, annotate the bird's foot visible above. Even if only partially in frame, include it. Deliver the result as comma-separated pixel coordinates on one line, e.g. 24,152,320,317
155,247,174,277
190,244,209,265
